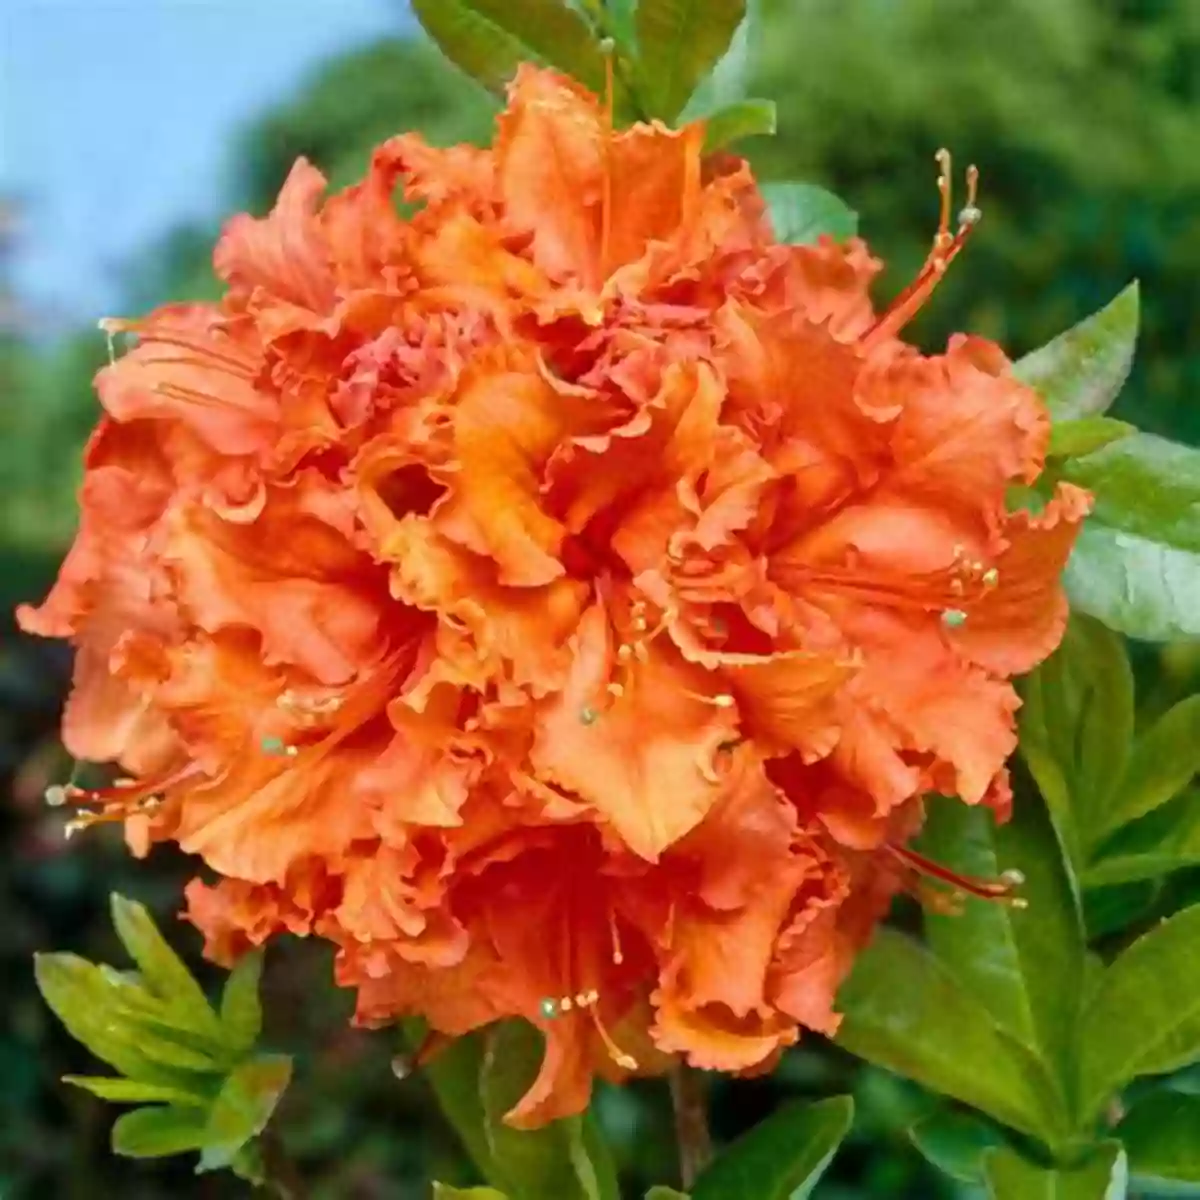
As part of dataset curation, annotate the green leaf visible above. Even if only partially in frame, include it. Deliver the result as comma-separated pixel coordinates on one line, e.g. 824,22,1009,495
1065,523,1200,642
834,929,1059,1144
63,1076,209,1107
700,98,776,151
1085,790,1200,887
1018,615,1135,867
1048,417,1134,460
479,1022,617,1200
908,1111,1005,1185
35,953,219,1081
917,796,1083,1093
111,1106,210,1159
198,1054,293,1172
983,1143,1126,1200
690,1096,853,1200
679,0,761,116
433,1188,509,1200
636,0,746,120
1095,696,1200,841
645,1190,690,1200
219,951,264,1055
1062,433,1200,556
1058,431,1200,642
761,182,858,245
109,895,220,1037
1013,282,1139,420
417,1021,618,1200
412,0,610,97
1119,1092,1200,1188
1078,903,1200,1123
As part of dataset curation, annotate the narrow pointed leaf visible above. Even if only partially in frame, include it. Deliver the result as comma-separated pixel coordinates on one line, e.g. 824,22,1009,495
63,1076,209,1106
198,1054,293,1172
636,0,746,120
762,182,857,245
908,1111,1005,1185
1013,282,1139,420
690,1096,853,1200
680,0,762,116
1018,615,1134,862
412,0,610,97
35,953,217,1081
1085,790,1200,887
1079,903,1200,1123
701,98,776,151
1096,696,1200,840
1048,417,1134,459
834,930,1060,1144
917,795,1083,1088
112,1105,210,1159
984,1144,1126,1200
109,895,219,1035
219,950,264,1055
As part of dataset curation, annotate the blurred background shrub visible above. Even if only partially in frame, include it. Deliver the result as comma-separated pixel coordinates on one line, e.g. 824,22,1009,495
2,1,1197,1195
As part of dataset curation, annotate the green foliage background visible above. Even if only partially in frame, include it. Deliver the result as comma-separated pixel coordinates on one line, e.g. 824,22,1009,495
2,1,1197,1196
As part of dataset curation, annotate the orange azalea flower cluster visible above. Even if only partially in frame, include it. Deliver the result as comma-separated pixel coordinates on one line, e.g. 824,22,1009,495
22,67,1089,1126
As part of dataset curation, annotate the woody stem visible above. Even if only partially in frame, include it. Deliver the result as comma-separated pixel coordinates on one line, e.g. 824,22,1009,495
669,1061,713,1189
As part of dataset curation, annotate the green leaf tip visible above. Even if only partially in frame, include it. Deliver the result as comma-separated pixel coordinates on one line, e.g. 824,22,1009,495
1015,281,1140,421
761,182,858,246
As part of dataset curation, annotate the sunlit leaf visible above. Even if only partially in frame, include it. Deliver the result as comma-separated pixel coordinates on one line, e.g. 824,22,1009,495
111,1106,210,1159
917,796,1083,1088
63,1076,209,1106
1078,903,1200,1123
219,950,264,1055
690,1096,853,1200
1094,696,1200,842
983,1143,1126,1200
835,930,1061,1145
645,1190,690,1200
1086,791,1200,887
1059,432,1200,642
908,1110,1005,1185
1048,417,1134,459
636,0,746,120
1014,282,1139,420
700,98,776,151
412,0,610,97
198,1054,293,1172
35,953,218,1081
433,1188,510,1200
761,182,857,245
109,895,220,1038
1119,1092,1200,1190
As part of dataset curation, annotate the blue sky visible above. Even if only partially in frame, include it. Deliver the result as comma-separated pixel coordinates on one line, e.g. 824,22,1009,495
2,0,407,327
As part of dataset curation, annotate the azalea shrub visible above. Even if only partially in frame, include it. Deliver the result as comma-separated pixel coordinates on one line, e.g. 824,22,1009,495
21,3,1200,1199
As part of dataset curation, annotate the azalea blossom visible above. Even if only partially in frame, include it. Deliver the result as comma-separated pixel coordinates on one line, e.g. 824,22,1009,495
21,66,1088,1126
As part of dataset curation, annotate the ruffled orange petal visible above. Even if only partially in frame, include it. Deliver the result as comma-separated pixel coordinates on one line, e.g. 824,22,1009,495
950,484,1092,676
96,306,277,457
214,158,334,313
495,66,604,283
531,604,737,860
